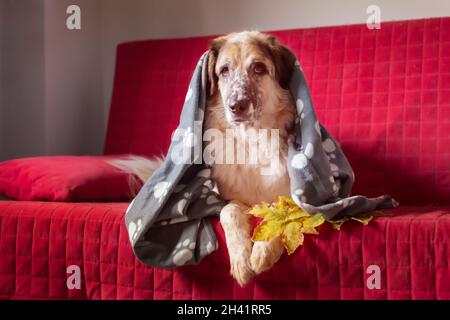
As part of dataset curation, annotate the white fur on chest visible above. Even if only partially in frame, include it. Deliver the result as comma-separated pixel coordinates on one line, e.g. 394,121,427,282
212,161,290,206
211,130,291,206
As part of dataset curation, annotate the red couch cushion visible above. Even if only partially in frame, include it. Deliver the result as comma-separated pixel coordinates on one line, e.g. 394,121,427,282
0,156,140,202
104,18,450,205
0,201,448,300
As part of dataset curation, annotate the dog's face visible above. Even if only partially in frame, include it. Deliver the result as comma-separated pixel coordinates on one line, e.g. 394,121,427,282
208,31,296,126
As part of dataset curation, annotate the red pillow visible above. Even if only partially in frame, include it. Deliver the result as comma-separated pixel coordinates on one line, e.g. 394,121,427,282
0,156,142,202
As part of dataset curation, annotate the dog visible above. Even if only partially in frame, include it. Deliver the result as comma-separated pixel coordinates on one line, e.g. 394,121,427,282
113,31,297,286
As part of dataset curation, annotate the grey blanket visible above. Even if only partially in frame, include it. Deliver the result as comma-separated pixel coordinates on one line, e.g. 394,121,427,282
125,51,398,268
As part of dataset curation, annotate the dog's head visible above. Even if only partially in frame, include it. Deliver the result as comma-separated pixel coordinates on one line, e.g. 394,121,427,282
207,31,296,126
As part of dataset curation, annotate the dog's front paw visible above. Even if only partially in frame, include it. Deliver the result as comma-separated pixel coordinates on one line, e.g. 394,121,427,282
250,239,284,275
229,248,254,287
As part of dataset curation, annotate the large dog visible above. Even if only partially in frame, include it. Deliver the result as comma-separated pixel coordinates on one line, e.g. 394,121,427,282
114,31,298,286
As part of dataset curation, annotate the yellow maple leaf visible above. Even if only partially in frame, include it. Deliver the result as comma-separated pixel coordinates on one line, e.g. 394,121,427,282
252,220,284,241
248,196,378,255
282,221,304,255
301,213,325,234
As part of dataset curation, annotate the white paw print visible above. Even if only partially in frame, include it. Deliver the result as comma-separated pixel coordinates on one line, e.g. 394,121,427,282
197,168,211,178
291,153,308,169
176,198,188,214
330,163,339,172
203,179,214,189
206,241,218,254
304,143,314,159
206,194,220,205
315,121,321,136
200,186,209,199
172,238,196,266
322,138,336,153
296,99,304,113
153,181,170,200
128,218,142,242
185,87,193,102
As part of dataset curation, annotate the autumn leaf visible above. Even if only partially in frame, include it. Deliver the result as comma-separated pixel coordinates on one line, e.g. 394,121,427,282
252,220,284,241
282,221,304,255
302,213,325,234
329,219,346,230
351,215,373,225
249,202,282,220
248,196,378,255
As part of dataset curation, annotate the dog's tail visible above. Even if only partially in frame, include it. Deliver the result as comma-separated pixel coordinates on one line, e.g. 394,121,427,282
108,155,164,183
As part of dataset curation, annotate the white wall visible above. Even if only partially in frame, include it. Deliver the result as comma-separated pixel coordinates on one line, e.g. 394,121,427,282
1,0,450,161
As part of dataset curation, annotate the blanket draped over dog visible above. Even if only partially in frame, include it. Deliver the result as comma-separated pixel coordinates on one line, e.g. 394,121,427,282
125,51,398,268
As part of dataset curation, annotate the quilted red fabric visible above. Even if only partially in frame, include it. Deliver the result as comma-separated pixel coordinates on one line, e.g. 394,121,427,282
1,17,449,299
0,156,139,202
0,201,448,299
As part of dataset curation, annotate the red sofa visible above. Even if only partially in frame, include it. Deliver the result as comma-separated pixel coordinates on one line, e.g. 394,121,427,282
1,17,449,300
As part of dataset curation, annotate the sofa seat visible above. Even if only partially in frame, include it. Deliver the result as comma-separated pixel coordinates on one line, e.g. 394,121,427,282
1,200,448,299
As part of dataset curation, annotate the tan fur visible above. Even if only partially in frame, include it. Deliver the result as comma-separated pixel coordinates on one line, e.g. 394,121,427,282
109,155,163,183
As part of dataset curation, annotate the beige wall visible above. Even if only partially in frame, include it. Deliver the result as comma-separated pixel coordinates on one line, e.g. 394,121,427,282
1,0,46,161
0,0,3,156
1,0,450,161
0,0,105,161
44,0,104,156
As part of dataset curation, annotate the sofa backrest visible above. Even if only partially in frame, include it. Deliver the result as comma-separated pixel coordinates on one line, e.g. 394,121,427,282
104,18,450,204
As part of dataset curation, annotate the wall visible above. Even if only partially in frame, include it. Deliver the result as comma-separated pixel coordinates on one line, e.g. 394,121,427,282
0,0,46,161
0,0,104,161
44,0,104,156
0,0,3,156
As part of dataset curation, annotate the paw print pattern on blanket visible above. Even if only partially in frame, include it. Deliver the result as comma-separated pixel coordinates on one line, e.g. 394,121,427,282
128,218,142,242
206,241,218,254
172,238,196,266
153,181,170,201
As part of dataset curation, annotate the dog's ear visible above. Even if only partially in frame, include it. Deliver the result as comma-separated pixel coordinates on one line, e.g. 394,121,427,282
208,36,226,96
266,36,296,90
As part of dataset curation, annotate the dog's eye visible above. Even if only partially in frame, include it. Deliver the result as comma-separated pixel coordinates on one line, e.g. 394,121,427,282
253,63,267,75
219,66,229,77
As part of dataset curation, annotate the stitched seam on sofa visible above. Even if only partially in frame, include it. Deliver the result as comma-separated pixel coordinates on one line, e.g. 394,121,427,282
81,206,95,299
15,204,28,298
48,202,62,299
385,218,390,299
433,211,446,299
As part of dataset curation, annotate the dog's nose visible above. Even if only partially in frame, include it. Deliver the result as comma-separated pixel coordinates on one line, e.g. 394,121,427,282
229,99,250,115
